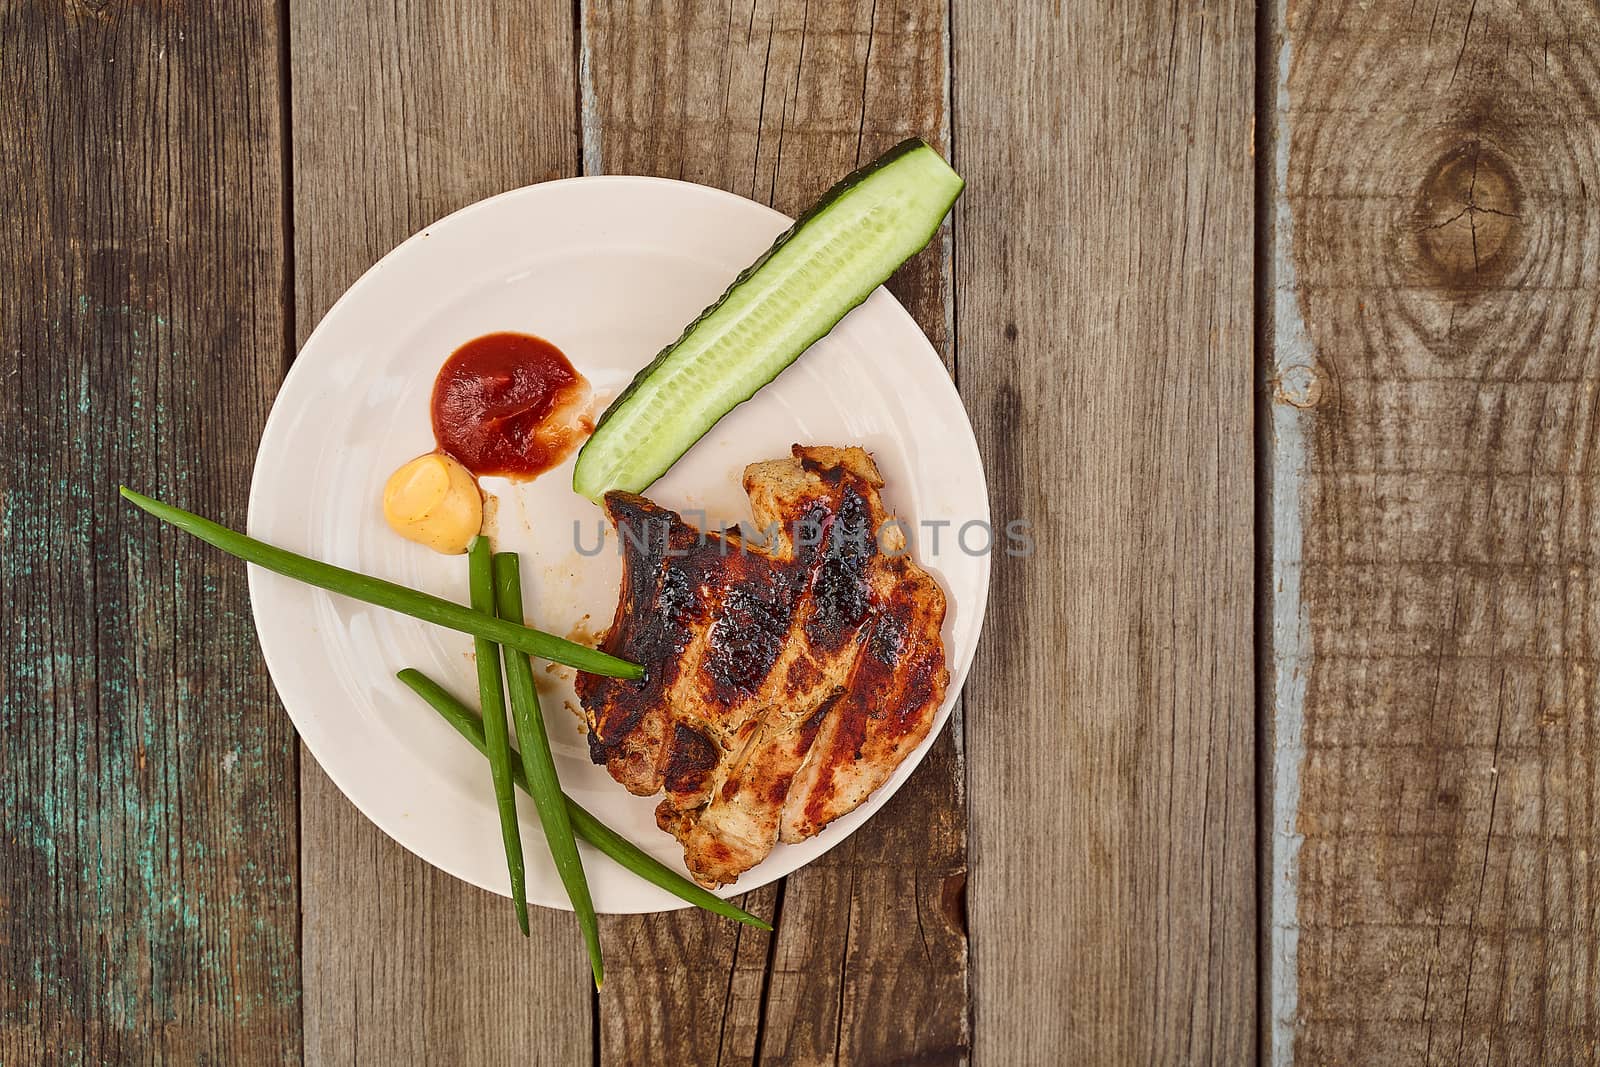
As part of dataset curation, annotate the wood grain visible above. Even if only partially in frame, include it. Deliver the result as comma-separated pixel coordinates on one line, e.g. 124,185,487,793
0,0,300,1061
954,1,1257,1062
1265,1,1600,1064
287,2,592,1062
581,0,969,1062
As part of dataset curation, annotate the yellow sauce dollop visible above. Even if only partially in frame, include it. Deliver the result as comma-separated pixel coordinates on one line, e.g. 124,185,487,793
382,453,483,554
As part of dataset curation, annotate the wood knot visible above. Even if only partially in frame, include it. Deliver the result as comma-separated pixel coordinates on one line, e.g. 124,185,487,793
1272,363,1323,408
1414,141,1521,288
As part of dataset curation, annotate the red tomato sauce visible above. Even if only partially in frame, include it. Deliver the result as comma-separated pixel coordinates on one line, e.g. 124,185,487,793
431,332,592,479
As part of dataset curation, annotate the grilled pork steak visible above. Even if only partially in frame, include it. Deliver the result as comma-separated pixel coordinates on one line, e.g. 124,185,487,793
576,446,949,887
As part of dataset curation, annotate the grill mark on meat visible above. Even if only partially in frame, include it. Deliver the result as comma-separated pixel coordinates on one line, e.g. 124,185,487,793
795,625,883,825
663,723,720,797
763,700,836,808
581,494,706,768
870,575,945,739
702,577,796,705
772,695,840,807
869,603,906,666
804,487,876,651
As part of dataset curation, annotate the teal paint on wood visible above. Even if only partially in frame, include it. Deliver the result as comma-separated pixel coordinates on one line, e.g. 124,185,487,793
0,1,300,1061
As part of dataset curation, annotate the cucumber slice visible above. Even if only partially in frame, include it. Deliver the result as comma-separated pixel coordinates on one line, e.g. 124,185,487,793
573,138,964,501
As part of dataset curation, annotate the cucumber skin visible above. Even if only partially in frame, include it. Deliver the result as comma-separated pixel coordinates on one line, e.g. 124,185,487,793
574,138,962,501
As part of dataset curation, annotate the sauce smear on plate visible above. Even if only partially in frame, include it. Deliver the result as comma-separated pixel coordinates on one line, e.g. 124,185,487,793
431,331,592,479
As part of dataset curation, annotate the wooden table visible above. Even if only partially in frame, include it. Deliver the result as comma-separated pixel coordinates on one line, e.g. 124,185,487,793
5,1,1597,1063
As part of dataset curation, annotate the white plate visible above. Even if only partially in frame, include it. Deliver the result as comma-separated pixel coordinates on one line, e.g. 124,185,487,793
248,177,990,912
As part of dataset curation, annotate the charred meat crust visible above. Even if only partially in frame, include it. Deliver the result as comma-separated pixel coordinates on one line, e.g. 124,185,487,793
575,445,949,887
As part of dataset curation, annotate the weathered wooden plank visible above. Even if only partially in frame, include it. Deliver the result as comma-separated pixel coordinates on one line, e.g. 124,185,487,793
0,1,300,1061
1264,2,1600,1064
581,0,968,1061
287,3,593,1062
594,886,779,1066
955,1,1256,1062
